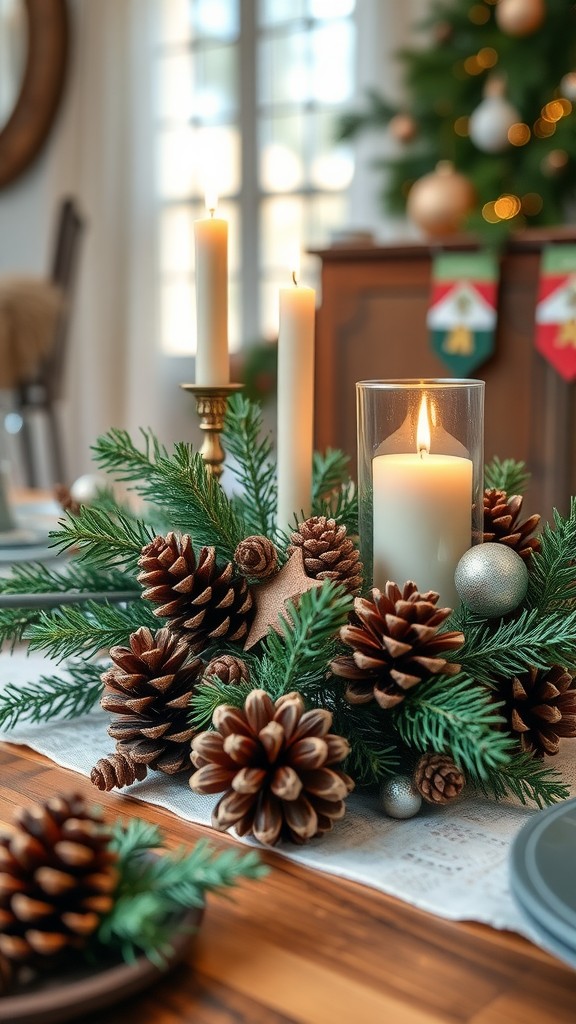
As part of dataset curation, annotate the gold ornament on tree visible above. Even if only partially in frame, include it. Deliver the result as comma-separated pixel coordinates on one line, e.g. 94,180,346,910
495,0,545,37
406,161,476,238
389,113,417,144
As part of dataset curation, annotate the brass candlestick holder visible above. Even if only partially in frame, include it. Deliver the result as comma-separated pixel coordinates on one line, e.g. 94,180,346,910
181,383,244,478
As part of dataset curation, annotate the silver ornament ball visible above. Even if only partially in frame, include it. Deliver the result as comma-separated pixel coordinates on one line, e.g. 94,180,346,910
69,473,107,505
379,775,422,819
455,543,529,618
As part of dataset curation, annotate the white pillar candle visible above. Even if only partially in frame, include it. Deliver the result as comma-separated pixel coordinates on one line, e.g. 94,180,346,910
277,272,316,531
372,396,472,607
194,192,229,386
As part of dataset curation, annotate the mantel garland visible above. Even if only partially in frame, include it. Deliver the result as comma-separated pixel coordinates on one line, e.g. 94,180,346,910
0,395,575,845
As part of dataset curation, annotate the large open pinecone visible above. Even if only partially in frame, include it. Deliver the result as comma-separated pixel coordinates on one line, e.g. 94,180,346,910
414,753,465,805
0,795,118,967
138,533,254,649
190,689,354,846
288,516,363,595
483,489,541,561
331,581,463,709
498,665,576,757
101,626,203,776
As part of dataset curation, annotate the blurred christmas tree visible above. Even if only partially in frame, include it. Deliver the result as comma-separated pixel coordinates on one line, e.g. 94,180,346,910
341,0,576,240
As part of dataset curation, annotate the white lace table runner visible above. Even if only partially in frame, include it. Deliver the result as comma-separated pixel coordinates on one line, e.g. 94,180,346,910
2,650,575,960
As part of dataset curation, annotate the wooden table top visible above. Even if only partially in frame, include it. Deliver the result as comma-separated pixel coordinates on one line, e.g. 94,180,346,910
1,744,576,1023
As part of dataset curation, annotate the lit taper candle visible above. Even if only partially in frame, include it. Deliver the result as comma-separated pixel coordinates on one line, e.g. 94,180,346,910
276,260,316,532
193,189,229,386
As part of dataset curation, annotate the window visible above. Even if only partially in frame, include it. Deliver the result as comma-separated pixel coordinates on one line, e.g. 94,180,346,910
155,0,356,355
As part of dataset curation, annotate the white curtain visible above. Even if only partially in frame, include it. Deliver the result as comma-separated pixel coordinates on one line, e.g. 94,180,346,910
43,0,164,481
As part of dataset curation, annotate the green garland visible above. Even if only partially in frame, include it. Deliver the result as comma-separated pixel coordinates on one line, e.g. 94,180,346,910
0,393,574,829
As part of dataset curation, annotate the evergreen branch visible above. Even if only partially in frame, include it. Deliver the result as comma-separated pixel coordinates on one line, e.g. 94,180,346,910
100,821,266,964
313,481,359,534
92,429,245,560
470,750,569,808
312,449,351,506
0,609,43,650
189,678,255,730
222,394,277,538
330,698,400,786
484,457,530,495
0,561,137,597
49,506,156,574
395,673,515,779
25,600,156,662
0,662,103,730
448,604,576,683
256,582,353,695
526,499,576,612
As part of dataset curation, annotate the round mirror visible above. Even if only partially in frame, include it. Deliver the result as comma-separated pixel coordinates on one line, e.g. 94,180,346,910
0,0,68,188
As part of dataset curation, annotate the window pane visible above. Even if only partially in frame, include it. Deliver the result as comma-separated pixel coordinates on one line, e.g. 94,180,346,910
259,31,309,105
157,126,196,198
161,278,195,355
259,0,307,26
259,113,305,192
159,0,192,45
306,192,349,246
308,0,355,19
157,51,194,122
307,110,354,190
310,22,354,103
194,126,241,196
193,0,238,39
160,206,194,274
261,196,306,274
194,44,238,121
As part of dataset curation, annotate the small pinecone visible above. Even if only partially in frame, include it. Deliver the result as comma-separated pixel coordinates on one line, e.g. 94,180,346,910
499,665,576,757
330,581,463,709
0,795,118,966
204,654,249,685
414,753,465,805
138,533,254,649
90,751,148,792
101,626,203,774
53,484,81,517
483,489,541,561
288,516,363,595
234,536,278,579
190,689,354,846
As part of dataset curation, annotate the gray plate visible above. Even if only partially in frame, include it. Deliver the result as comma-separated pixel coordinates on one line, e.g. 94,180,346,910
510,797,576,951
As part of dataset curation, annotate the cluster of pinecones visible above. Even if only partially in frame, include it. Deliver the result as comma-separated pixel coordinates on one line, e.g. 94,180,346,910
0,795,118,989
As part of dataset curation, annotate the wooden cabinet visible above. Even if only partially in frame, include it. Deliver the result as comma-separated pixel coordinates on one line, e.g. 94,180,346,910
311,230,576,520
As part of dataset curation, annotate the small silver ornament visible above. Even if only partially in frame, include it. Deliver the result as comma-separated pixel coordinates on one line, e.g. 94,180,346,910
379,775,422,819
70,473,107,505
455,542,529,618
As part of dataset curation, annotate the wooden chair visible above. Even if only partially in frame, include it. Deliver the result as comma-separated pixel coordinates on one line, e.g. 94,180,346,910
15,197,85,487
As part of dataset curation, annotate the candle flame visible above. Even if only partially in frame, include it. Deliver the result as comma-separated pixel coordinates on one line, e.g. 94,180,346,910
416,395,431,456
290,245,301,287
205,189,218,216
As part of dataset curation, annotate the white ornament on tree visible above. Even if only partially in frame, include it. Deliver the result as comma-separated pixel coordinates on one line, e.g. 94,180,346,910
560,72,576,102
495,0,545,37
469,77,520,154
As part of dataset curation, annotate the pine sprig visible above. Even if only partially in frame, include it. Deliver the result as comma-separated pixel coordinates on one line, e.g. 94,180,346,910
484,457,530,495
99,820,267,964
189,678,255,730
447,604,576,683
92,429,245,560
395,673,515,779
526,499,576,613
312,449,350,505
470,750,569,808
254,582,353,696
0,561,137,597
222,394,277,538
0,609,42,650
330,697,400,786
50,506,156,574
26,599,157,662
0,661,103,730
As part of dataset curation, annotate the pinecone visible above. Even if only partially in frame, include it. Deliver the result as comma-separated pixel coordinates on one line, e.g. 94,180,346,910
234,536,278,579
90,751,148,792
101,626,203,775
0,795,118,966
137,533,254,649
288,516,362,595
499,665,576,757
414,753,465,805
330,581,463,709
483,489,541,561
204,654,249,685
190,689,354,846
